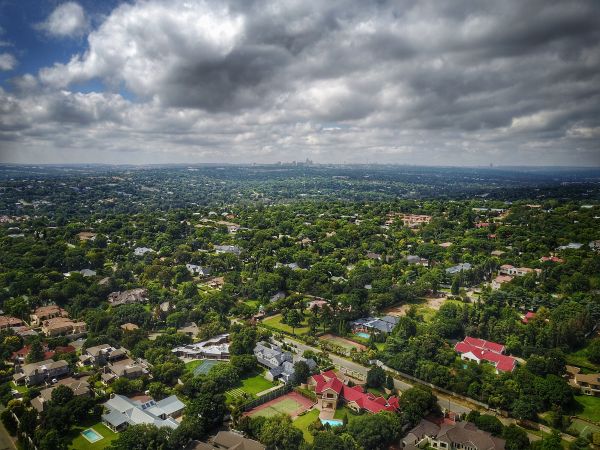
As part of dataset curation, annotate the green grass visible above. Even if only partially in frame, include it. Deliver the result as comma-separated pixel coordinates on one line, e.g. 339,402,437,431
262,314,310,335
568,418,600,438
226,372,276,402
185,359,225,376
68,422,118,450
320,334,364,351
249,398,306,418
565,346,600,372
244,299,260,308
333,405,359,424
366,386,388,399
10,381,28,394
293,409,320,443
572,395,600,422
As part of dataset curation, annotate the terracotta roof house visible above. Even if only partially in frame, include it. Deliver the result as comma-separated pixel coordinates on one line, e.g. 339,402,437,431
41,317,87,337
540,256,564,263
522,312,536,324
308,370,399,414
11,344,55,364
30,305,68,326
402,419,505,450
455,337,516,373
106,358,146,379
492,275,513,290
0,315,24,330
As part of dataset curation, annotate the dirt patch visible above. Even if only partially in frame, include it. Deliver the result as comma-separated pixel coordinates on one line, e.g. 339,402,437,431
385,297,446,317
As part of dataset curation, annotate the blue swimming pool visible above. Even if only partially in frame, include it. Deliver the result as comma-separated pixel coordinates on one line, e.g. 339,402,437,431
321,419,344,427
355,332,370,339
81,428,103,443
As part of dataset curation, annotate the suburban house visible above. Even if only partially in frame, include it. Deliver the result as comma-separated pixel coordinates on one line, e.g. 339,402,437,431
406,255,429,266
455,337,516,373
186,264,209,276
30,305,68,326
214,245,241,256
522,311,536,324
0,315,24,330
446,263,472,275
540,256,564,263
498,265,539,277
105,358,147,380
590,240,600,252
31,377,91,412
491,275,513,290
189,431,265,450
102,394,184,432
570,369,600,397
120,322,139,331
254,341,315,383
14,359,71,386
108,288,148,306
11,344,55,364
80,344,128,367
41,317,87,337
308,370,399,414
402,419,506,450
397,214,432,228
172,334,230,360
557,243,583,250
351,315,399,334
134,247,155,256
366,252,382,261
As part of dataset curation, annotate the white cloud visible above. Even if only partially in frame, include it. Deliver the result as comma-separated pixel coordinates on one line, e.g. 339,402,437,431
0,53,17,71
37,2,88,38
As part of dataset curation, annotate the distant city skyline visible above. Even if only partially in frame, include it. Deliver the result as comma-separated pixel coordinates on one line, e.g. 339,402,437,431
0,0,599,166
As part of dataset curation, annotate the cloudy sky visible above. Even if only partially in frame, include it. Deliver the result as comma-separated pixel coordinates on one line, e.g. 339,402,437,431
0,0,599,166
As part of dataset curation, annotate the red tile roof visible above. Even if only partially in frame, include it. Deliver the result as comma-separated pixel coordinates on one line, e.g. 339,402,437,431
310,371,399,414
455,337,516,373
522,311,536,324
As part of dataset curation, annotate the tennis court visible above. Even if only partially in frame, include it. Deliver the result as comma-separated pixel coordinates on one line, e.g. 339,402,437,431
191,359,224,376
246,392,315,419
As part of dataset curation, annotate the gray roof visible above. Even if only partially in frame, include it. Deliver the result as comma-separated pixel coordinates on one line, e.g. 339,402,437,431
446,263,472,274
351,315,399,333
102,394,182,430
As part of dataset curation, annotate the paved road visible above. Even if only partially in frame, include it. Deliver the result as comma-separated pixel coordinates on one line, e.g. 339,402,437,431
281,337,471,415
0,407,16,450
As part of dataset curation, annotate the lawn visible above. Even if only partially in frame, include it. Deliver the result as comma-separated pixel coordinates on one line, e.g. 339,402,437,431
333,405,360,425
262,314,310,336
293,409,320,443
568,418,600,439
10,381,28,394
69,422,118,450
366,386,388,399
244,299,261,308
566,346,600,372
572,395,600,422
226,372,276,402
320,334,366,351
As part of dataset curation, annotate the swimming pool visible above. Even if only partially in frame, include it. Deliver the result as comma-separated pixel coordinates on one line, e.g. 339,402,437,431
321,419,344,427
355,332,370,339
81,428,103,443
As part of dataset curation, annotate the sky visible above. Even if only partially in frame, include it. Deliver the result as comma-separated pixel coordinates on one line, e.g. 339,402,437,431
0,0,599,166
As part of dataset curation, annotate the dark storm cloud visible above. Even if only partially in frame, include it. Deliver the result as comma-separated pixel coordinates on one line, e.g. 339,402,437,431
0,0,599,165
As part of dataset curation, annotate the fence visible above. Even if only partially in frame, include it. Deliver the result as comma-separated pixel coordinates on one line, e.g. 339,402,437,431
243,383,292,412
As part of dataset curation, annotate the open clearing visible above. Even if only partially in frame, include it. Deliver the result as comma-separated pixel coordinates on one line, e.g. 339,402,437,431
320,334,366,351
262,314,310,335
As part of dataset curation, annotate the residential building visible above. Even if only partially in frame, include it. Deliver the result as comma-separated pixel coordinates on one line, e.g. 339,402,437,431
214,245,241,255
108,288,148,306
11,344,55,364
31,377,91,412
81,344,127,367
351,316,399,334
254,341,315,383
557,243,583,250
573,372,600,397
402,419,506,450
0,315,24,330
498,265,538,277
16,359,70,386
30,305,68,326
522,311,536,324
134,247,155,256
106,358,147,379
120,322,139,331
186,264,209,276
41,317,87,337
406,255,429,266
590,240,600,252
540,256,564,263
366,252,382,261
172,334,230,360
446,263,472,275
491,275,513,290
102,394,184,432
397,214,432,228
308,370,399,414
189,431,265,450
455,337,516,373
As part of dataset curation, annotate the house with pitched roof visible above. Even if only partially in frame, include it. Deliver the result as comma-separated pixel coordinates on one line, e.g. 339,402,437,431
172,334,230,360
351,315,399,334
254,341,315,383
308,370,399,414
455,337,516,373
189,431,265,450
15,359,71,386
102,394,184,432
402,419,505,450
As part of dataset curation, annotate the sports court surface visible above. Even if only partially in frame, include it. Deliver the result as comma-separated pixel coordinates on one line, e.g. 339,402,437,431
192,359,223,376
246,392,315,419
